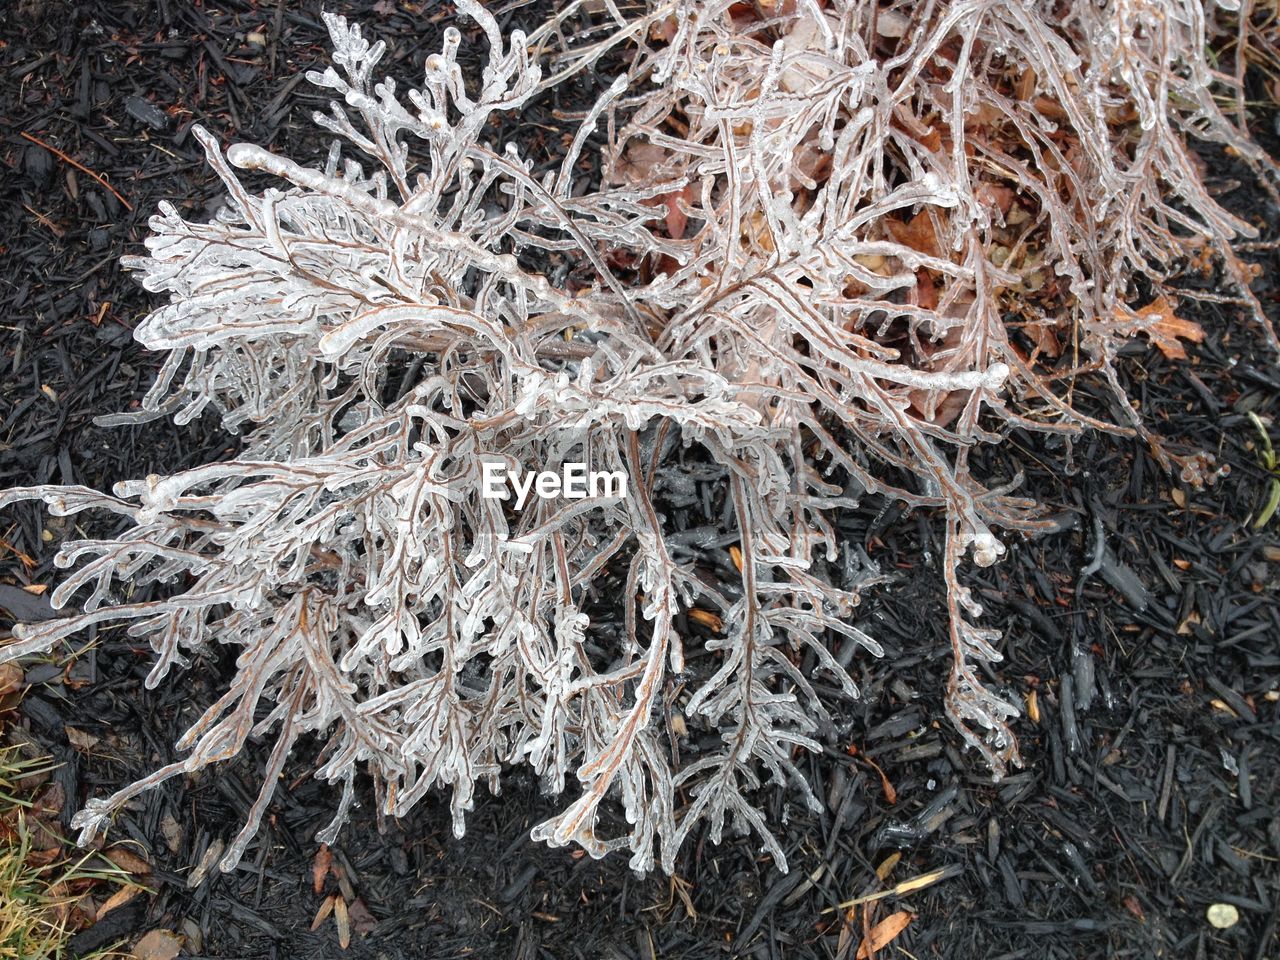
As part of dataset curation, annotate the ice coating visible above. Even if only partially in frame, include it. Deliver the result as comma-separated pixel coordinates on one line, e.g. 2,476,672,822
0,0,1267,878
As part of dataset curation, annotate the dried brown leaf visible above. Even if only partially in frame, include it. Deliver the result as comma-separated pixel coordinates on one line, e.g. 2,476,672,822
884,210,941,258
688,608,723,632
855,911,914,959
105,845,151,876
65,726,101,752
0,662,23,698
313,843,333,894
311,894,336,931
1134,296,1204,360
334,895,351,949
131,929,183,960
347,896,377,935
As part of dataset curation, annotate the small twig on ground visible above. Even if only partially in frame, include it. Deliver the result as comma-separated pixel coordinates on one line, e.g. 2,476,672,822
19,131,133,212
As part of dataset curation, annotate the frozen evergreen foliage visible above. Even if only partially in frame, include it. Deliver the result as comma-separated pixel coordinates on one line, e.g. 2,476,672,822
1,1,1272,872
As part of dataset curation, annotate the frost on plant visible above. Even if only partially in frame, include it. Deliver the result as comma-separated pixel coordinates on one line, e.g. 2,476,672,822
0,1,1271,873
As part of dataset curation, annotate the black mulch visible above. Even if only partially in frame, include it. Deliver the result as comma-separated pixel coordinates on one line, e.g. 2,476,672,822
1,2,1278,958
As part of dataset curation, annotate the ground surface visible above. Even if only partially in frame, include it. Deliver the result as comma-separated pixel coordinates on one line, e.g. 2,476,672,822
1,2,1278,959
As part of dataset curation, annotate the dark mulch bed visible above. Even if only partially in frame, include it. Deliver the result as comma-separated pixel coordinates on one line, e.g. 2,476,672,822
1,2,1278,959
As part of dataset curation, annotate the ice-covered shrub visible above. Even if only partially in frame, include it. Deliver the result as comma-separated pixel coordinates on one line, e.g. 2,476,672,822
594,0,1273,774
1,0,1270,872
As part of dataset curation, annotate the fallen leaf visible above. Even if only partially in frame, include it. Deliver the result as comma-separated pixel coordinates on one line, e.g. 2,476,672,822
132,929,183,960
791,141,832,189
908,386,970,428
860,753,897,805
875,852,901,882
742,211,776,254
780,15,836,93
65,726,100,752
913,269,938,311
311,894,336,931
875,9,910,36
44,879,76,926
729,545,743,573
975,182,1015,217
649,13,678,42
313,843,333,894
669,710,688,738
885,209,941,258
1025,321,1062,359
105,845,151,875
25,845,62,868
347,896,377,935
0,662,23,698
335,896,351,949
32,782,64,820
616,142,669,185
1133,296,1204,360
658,184,694,240
856,911,914,958
688,608,723,632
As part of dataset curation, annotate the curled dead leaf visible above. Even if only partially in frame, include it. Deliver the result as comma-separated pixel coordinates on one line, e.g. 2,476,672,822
688,608,723,632
859,753,897,805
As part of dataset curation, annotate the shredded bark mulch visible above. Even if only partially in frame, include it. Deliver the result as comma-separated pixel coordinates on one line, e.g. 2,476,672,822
1,2,1277,958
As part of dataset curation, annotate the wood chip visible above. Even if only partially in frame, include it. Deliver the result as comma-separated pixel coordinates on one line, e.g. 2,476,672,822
98,883,144,918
